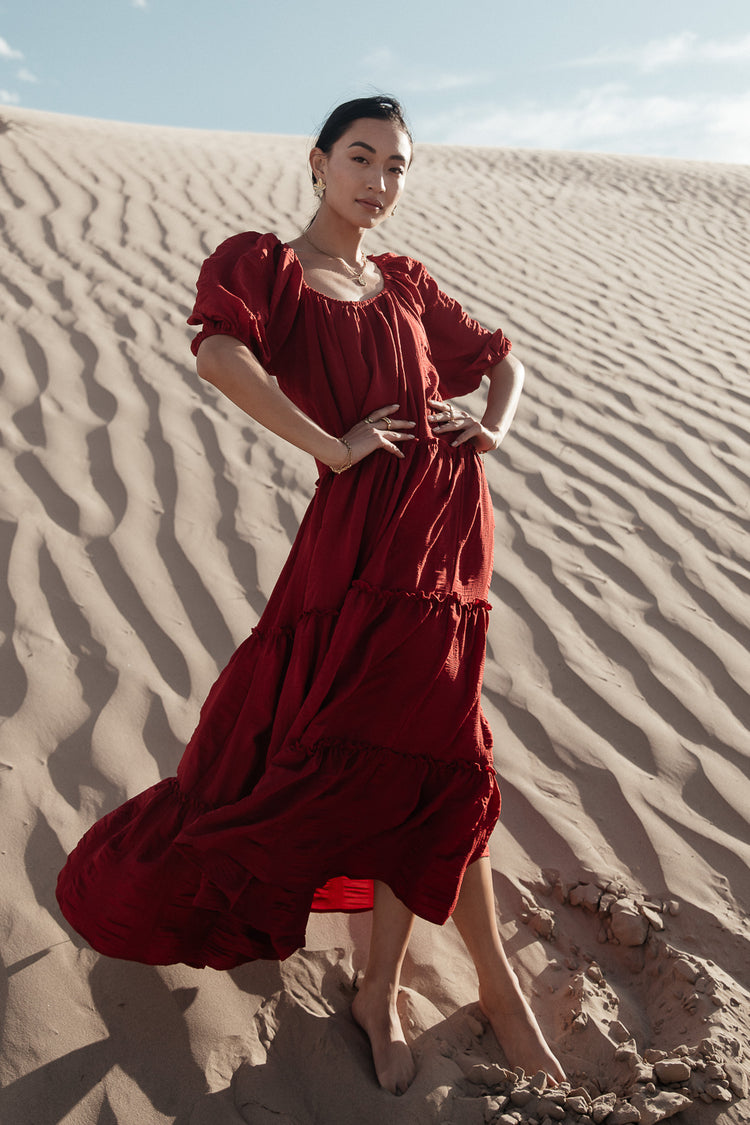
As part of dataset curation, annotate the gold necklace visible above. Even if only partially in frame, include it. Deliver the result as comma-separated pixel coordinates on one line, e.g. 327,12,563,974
302,231,369,287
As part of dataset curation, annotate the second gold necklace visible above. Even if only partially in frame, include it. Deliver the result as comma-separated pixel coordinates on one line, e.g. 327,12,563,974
303,231,369,287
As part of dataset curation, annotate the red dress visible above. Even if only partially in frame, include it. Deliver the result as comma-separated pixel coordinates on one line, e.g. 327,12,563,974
56,233,511,969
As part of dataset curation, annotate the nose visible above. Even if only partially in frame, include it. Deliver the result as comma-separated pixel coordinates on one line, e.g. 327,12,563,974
368,165,386,192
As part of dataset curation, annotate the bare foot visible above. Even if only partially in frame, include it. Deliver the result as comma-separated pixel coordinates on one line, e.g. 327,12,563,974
479,975,565,1085
352,981,416,1095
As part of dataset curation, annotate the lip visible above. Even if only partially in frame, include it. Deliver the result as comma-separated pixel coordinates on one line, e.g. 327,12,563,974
356,198,384,212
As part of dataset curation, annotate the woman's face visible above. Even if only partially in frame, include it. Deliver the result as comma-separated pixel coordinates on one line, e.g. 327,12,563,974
311,117,411,229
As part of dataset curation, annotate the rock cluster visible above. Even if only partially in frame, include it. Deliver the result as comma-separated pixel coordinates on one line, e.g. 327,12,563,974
532,875,679,947
507,872,748,1125
462,1034,744,1124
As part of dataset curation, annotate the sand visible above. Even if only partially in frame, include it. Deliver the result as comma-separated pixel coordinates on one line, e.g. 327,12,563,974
0,104,748,1125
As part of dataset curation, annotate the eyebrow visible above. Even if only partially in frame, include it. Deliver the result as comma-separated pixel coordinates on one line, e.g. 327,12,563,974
347,141,408,163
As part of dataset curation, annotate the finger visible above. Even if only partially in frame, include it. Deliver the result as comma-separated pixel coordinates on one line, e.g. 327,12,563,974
369,423,415,439
365,406,416,430
382,438,409,458
369,403,401,420
451,425,482,446
433,405,462,420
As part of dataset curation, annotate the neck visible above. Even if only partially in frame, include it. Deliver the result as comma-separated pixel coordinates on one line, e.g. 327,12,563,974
307,207,368,265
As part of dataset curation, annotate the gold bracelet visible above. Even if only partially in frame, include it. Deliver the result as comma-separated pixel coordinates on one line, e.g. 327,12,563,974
330,436,353,474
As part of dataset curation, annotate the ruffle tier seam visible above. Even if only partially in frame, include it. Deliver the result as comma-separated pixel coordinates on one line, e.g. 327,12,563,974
176,734,496,816
289,735,496,777
251,606,338,643
250,580,489,645
352,578,491,613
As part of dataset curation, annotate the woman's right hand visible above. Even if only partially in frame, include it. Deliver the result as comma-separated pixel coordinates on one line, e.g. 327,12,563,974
331,404,415,470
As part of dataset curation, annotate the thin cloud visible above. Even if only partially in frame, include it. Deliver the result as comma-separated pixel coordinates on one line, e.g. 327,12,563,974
422,84,750,164
571,31,750,72
702,34,750,62
361,47,490,96
402,72,491,95
710,91,750,151
362,47,396,71
132,0,148,8
0,88,21,104
17,67,38,83
0,35,24,61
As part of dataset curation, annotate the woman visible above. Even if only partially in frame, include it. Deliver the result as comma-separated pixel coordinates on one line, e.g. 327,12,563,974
57,95,564,1094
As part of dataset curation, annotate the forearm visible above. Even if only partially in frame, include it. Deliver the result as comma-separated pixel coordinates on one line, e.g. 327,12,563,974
481,353,525,444
196,335,345,467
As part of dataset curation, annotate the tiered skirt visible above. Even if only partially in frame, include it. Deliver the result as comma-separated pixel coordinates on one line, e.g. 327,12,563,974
56,441,501,968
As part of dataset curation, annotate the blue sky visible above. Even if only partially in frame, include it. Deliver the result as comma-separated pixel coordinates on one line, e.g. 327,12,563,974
1,0,749,162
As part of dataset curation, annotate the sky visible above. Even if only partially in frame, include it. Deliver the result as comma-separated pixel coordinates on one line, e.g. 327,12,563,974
1,0,749,163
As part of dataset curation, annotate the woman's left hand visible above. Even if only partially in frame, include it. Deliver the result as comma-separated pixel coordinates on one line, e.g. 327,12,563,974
427,398,499,454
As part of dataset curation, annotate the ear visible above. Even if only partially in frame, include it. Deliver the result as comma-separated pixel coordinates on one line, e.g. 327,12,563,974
309,147,327,180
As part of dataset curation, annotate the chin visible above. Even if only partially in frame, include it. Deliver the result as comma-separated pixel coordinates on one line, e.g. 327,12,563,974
351,204,388,227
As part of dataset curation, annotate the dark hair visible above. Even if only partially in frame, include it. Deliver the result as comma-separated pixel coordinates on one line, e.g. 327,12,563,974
312,95,412,184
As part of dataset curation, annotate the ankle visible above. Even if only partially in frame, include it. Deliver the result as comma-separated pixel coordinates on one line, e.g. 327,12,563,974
356,977,400,1007
477,961,524,1004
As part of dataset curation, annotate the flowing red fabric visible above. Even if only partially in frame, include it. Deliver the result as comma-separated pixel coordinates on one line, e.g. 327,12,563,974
56,233,511,969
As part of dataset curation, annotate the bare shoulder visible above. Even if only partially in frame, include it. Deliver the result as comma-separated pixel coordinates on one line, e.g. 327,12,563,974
285,235,314,265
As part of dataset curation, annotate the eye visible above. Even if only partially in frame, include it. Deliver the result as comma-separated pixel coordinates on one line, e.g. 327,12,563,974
390,166,405,175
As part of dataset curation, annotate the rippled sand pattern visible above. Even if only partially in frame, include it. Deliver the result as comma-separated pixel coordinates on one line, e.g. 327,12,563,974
0,107,748,1123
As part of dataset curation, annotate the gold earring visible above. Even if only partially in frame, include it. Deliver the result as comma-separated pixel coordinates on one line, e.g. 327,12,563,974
313,178,325,199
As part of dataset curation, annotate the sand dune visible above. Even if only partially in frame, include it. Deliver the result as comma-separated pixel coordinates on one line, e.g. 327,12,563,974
0,105,748,1124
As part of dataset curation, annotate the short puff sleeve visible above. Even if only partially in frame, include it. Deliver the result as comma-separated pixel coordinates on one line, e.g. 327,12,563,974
389,258,512,399
188,232,300,368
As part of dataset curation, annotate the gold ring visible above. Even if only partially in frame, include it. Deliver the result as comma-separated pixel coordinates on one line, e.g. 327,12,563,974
364,414,374,424
384,417,392,430
446,403,455,421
